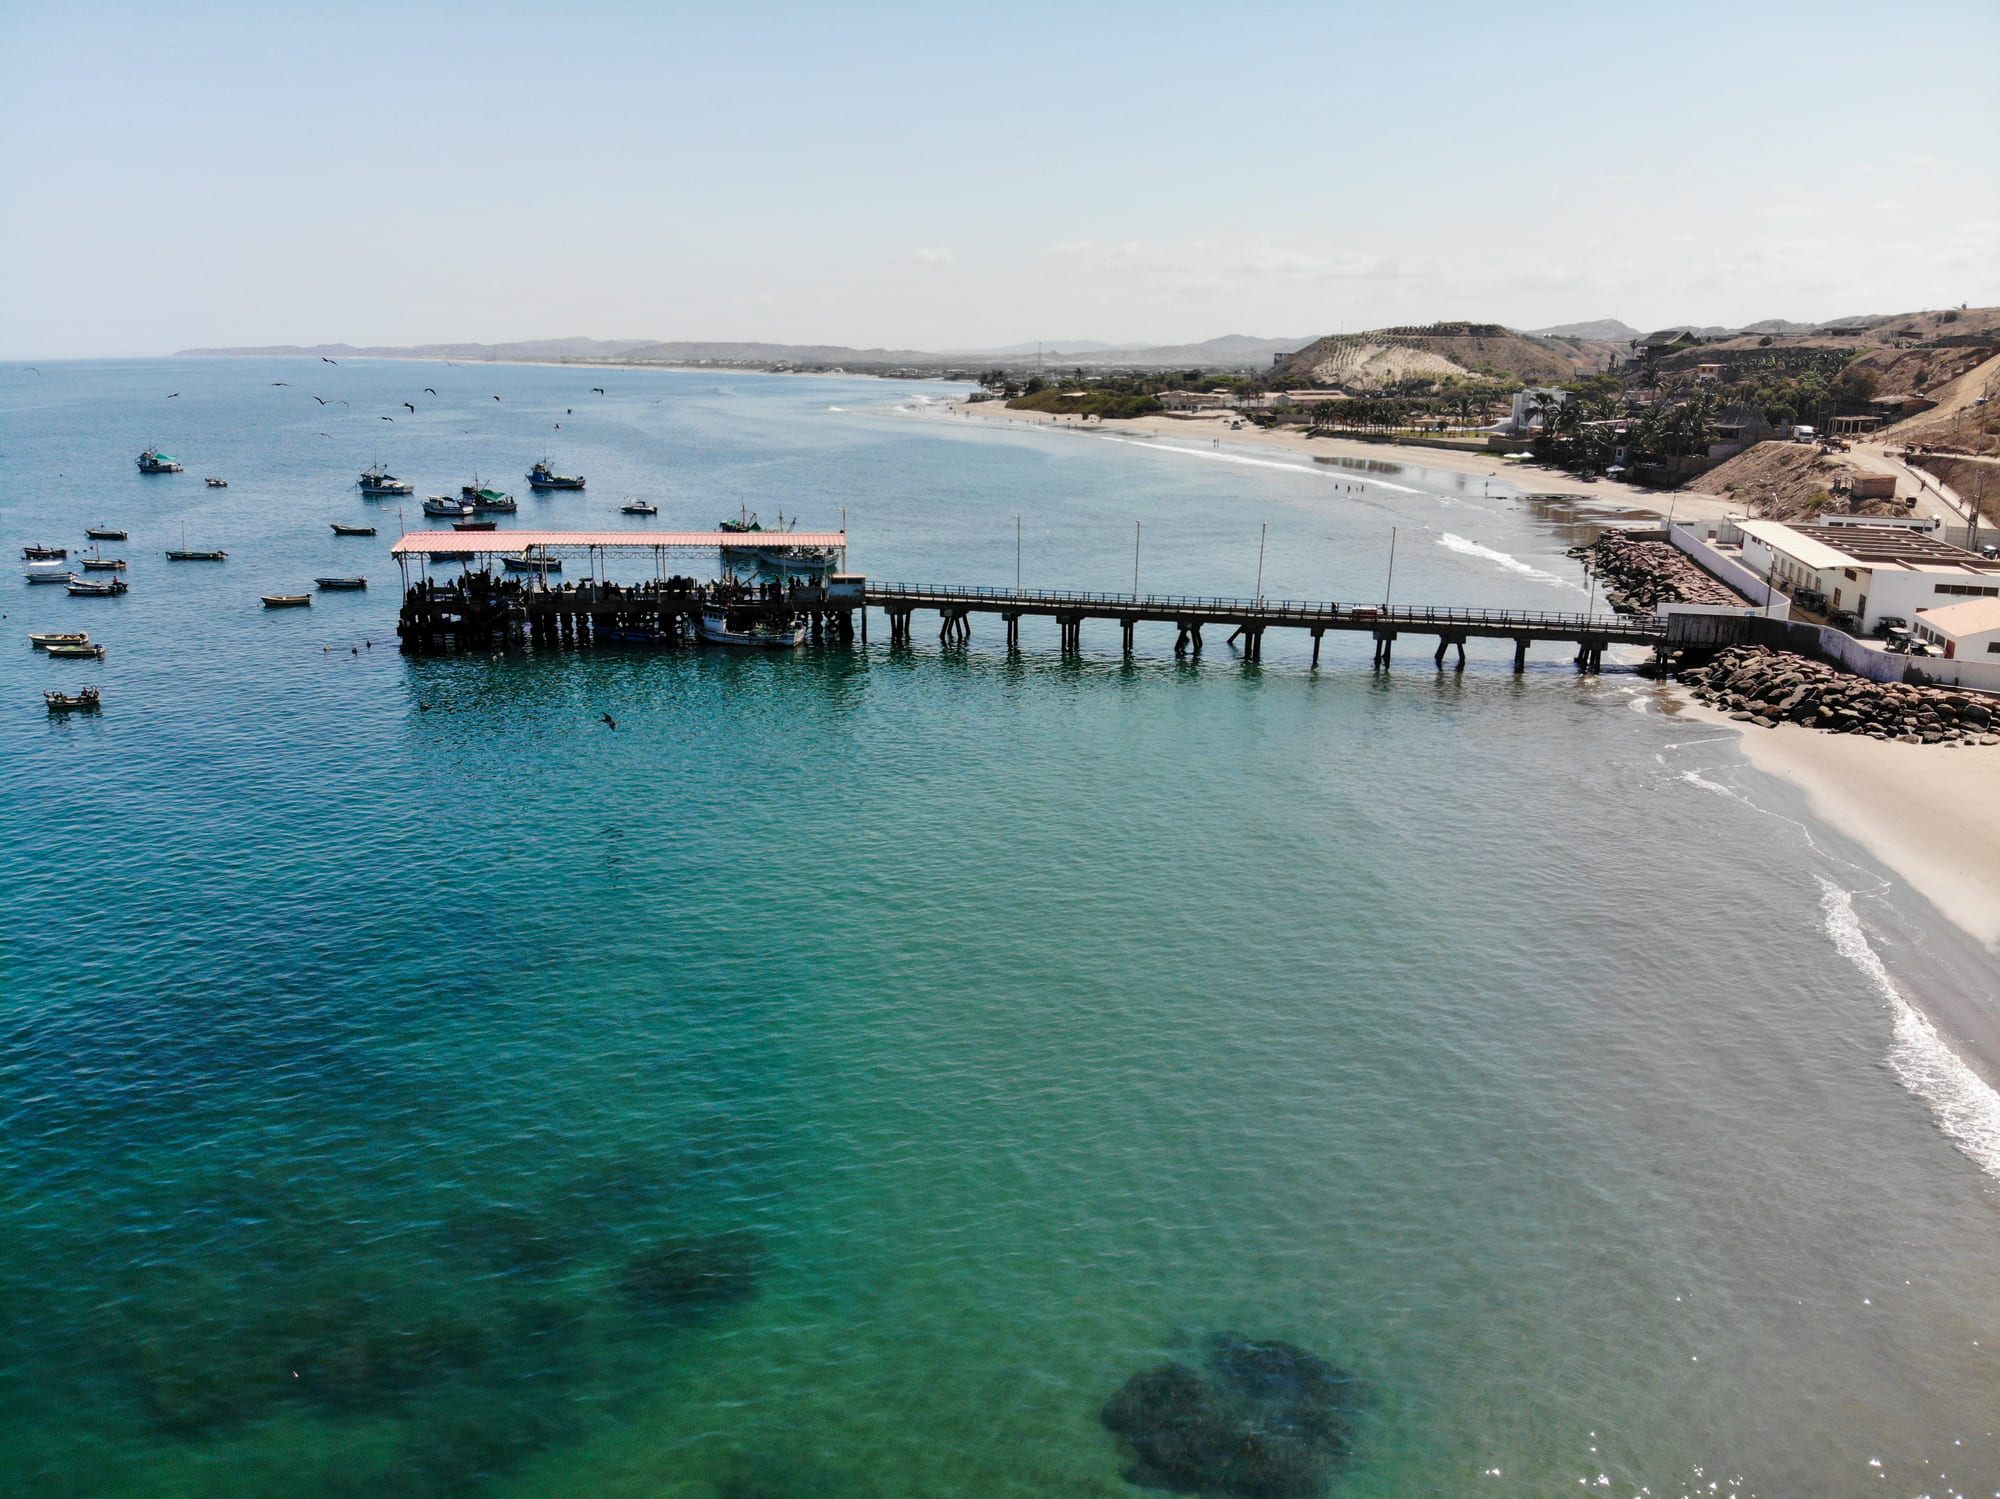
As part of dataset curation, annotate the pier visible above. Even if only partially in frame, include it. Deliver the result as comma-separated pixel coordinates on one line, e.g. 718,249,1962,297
390,530,1666,670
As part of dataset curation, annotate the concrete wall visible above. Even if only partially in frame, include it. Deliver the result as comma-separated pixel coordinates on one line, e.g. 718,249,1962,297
1660,612,2000,695
1667,522,1786,606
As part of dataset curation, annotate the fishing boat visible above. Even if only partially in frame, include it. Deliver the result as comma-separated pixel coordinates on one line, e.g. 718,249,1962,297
85,527,127,541
331,523,377,537
45,687,101,713
205,477,229,488
452,519,498,531
137,450,183,473
502,548,562,573
468,488,516,512
24,563,76,584
423,495,473,517
620,498,659,516
166,548,227,561
526,460,584,490
261,594,312,608
21,544,66,560
28,632,89,648
697,605,805,648
80,556,126,571
719,510,838,578
358,465,415,496
430,551,476,564
315,577,367,590
45,642,106,659
67,578,128,596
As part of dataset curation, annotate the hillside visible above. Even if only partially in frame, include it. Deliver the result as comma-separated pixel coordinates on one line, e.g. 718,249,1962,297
1271,322,1605,388
1526,318,1640,341
1683,441,1905,521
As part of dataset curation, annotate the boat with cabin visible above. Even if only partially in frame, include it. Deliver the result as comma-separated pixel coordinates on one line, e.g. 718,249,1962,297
261,594,312,608
620,498,659,515
86,527,127,541
359,465,415,496
527,460,585,490
80,555,126,571
719,509,839,578
315,577,367,590
469,488,517,512
45,687,101,713
28,632,89,648
697,604,806,648
430,551,476,564
423,496,474,517
45,642,106,658
205,477,228,488
22,545,66,560
453,519,498,531
137,450,183,474
166,548,227,561
502,548,562,574
67,578,128,596
331,523,377,537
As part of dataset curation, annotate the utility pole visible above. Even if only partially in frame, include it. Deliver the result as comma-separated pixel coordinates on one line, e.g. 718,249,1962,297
1384,526,1397,609
1133,521,1142,600
1015,513,1022,591
1254,523,1267,603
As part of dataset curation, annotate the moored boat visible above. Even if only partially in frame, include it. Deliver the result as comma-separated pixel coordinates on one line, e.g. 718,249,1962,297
67,578,128,596
430,551,476,563
423,495,474,517
45,642,106,658
527,460,584,490
697,605,806,648
359,465,415,496
315,577,367,590
24,563,76,584
331,523,377,537
453,519,498,531
205,477,229,487
502,550,562,573
137,450,183,473
81,557,126,571
85,527,127,541
166,549,227,561
22,545,66,560
620,498,659,515
469,488,517,512
261,594,312,608
45,686,102,712
28,632,90,648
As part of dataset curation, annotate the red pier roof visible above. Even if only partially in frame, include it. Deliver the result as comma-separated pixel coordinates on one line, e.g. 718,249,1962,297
389,530,848,555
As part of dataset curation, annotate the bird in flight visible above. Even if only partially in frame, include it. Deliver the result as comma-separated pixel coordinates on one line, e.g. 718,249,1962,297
322,356,338,364
313,396,328,404
404,402,415,412
317,432,332,437
167,392,180,398
424,388,437,396
272,381,289,386
492,395,501,401
24,366,40,374
600,712,616,730
592,387,605,395
381,415,394,421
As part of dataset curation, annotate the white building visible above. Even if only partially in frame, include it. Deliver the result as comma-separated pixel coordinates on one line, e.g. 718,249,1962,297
1913,596,2000,658
1734,520,2000,633
1507,387,1568,435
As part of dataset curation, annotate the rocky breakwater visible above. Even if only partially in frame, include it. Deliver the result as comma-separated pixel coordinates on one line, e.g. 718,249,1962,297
1577,532,1747,614
1679,647,2000,745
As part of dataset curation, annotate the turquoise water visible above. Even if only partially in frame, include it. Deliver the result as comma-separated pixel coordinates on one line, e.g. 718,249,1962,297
3,361,1998,1498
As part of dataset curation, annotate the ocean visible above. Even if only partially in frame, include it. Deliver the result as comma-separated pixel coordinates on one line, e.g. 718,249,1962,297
2,359,1996,1499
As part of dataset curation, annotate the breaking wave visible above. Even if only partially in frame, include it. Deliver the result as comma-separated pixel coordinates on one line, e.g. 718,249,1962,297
1819,879,2000,1179
1434,532,1576,588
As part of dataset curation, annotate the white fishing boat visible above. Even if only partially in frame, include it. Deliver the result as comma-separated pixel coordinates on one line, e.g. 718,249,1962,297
423,495,474,517
28,632,90,648
24,563,76,584
697,605,806,648
620,498,658,516
502,549,562,573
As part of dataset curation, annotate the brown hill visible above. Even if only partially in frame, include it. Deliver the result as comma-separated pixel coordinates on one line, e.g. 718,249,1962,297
1683,441,1905,521
1271,322,1603,388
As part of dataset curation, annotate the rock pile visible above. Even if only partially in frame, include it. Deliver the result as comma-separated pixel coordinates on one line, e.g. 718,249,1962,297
1678,647,2000,745
1579,532,1748,614
1101,1333,1361,1499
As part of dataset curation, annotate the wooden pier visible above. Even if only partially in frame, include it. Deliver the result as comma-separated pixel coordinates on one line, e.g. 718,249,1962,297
390,532,1666,670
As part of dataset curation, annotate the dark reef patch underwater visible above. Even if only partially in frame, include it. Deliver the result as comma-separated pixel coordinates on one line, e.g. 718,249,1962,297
1102,1334,1361,1499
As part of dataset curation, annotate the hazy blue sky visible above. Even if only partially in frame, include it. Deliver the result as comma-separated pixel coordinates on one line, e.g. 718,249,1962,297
4,0,1995,356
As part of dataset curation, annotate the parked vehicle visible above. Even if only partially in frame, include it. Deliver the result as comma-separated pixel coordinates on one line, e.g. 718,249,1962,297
1874,615,1910,638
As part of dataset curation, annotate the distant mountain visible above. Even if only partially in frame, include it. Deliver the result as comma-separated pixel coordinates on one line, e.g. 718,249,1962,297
1526,319,1641,341
944,340,1123,356
611,340,941,365
1273,323,1604,387
177,337,661,361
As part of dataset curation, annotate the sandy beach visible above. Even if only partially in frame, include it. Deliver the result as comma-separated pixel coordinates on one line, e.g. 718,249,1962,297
944,399,1748,526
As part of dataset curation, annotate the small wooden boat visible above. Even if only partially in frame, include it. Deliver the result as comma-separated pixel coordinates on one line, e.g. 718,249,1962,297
24,563,76,584
262,594,312,608
331,523,377,537
22,545,67,560
45,686,101,712
68,578,128,596
620,499,659,515
452,519,498,531
430,551,476,563
359,465,414,496
315,577,367,590
697,606,806,648
45,642,106,658
85,527,127,541
81,556,126,571
423,496,473,517
205,477,229,487
468,489,517,512
166,549,228,561
28,632,89,648
503,550,562,573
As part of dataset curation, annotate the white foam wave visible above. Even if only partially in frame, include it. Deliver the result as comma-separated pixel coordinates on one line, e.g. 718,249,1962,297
1678,768,1741,799
1095,436,1428,493
1819,879,2000,1178
1435,532,1578,588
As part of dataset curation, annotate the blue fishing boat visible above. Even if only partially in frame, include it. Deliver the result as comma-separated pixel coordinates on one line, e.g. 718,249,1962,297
137,450,183,473
359,465,414,496
527,460,584,490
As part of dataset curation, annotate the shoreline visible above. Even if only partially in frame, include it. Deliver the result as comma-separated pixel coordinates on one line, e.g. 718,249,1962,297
941,399,1748,525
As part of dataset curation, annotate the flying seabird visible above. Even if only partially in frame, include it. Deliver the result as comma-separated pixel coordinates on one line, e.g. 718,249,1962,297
313,396,328,404
592,387,604,394
272,381,289,386
381,415,394,421
24,367,40,374
600,712,616,729
404,402,415,412
492,395,501,401
167,392,179,398
322,356,338,364
424,388,437,395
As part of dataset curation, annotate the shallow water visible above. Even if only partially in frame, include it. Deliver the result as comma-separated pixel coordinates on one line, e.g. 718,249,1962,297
2,361,1997,1498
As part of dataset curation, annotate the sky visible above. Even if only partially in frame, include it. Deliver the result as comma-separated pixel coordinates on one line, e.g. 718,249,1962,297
3,0,1996,358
